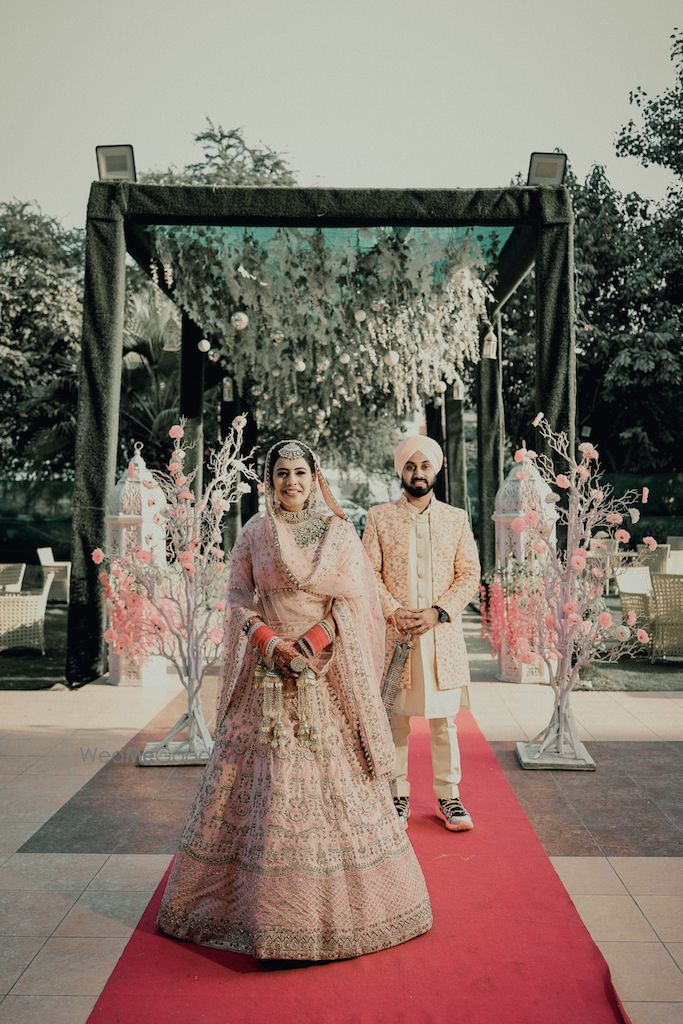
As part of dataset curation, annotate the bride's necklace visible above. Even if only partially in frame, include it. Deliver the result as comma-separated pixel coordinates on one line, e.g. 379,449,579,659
278,504,329,548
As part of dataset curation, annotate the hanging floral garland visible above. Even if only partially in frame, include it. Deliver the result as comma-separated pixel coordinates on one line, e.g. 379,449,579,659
150,225,492,444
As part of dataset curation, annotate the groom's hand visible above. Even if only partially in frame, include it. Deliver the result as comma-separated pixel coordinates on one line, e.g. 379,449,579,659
394,607,422,634
409,607,439,636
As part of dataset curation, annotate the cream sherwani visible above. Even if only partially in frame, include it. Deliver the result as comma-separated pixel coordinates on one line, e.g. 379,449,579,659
363,494,481,799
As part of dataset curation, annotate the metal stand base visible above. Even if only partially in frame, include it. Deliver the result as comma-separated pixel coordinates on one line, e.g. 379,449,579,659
138,738,212,766
515,740,596,771
137,705,214,767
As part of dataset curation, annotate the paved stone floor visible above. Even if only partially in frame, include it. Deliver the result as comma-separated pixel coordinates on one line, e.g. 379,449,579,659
0,613,681,1023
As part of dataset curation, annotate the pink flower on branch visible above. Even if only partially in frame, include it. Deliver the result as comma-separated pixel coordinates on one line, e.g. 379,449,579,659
614,529,631,544
642,536,657,551
598,611,613,628
636,628,650,644
606,512,623,525
92,548,105,565
642,487,649,504
511,518,526,534
169,425,184,439
555,474,570,489
626,610,637,626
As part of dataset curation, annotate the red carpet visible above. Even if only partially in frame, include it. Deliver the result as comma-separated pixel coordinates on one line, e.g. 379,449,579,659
87,711,630,1024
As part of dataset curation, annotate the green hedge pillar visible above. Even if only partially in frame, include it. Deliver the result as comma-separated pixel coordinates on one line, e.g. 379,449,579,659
66,189,126,685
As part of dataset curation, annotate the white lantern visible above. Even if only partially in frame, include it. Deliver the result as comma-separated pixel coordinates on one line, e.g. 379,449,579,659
384,350,400,366
434,381,447,394
482,328,497,360
354,309,367,324
452,377,466,401
231,311,249,331
105,444,168,687
294,359,306,372
197,338,211,353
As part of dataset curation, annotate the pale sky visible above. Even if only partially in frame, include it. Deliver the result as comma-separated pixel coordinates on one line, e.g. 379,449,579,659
1,0,679,228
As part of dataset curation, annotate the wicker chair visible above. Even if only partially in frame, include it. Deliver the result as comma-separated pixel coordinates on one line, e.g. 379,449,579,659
616,566,652,594
650,573,683,663
0,563,26,593
0,572,54,654
638,543,670,575
36,547,71,603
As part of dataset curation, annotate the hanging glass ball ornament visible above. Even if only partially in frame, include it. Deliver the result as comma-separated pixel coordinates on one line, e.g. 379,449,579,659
317,358,330,373
207,348,221,363
371,299,385,313
231,312,249,331
339,353,351,365
294,359,306,372
271,330,284,344
252,386,262,398
384,351,400,366
354,310,367,324
271,367,281,378
434,381,447,394
333,375,344,387
197,338,211,353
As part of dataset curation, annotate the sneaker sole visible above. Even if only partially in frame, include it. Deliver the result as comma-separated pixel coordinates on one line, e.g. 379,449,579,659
436,807,473,832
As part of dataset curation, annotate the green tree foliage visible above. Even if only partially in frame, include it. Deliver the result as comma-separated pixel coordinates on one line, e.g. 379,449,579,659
0,201,84,478
141,121,296,187
502,30,683,473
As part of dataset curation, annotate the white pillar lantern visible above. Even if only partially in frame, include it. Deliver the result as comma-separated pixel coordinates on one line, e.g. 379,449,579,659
105,443,168,686
492,458,558,683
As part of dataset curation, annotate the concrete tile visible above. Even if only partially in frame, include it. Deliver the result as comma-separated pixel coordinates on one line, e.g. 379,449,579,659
635,897,683,942
0,734,69,758
0,995,97,1024
610,858,683,896
0,824,45,856
571,894,657,941
0,937,45,996
623,1004,683,1024
0,854,108,892
22,757,103,778
550,856,628,895
86,853,171,892
10,937,127,996
0,795,75,824
0,890,79,937
0,775,86,800
0,759,38,782
54,889,150,937
598,941,683,1002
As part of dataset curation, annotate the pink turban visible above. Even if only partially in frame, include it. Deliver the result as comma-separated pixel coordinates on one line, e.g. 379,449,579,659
394,435,444,476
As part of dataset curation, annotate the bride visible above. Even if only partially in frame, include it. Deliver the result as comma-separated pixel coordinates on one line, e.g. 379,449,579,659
157,438,432,960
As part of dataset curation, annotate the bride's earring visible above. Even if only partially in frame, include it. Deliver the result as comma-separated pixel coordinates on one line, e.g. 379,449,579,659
304,479,318,509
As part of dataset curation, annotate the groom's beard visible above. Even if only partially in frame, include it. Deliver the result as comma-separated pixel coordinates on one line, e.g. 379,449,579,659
403,477,435,497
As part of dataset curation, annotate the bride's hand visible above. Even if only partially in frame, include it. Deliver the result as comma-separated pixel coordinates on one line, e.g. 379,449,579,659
271,640,301,685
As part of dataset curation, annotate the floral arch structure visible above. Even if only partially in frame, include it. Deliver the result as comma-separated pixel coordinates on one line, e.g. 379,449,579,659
67,183,575,684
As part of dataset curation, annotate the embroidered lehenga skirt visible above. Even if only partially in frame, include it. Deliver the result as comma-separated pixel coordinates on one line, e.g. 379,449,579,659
157,662,432,960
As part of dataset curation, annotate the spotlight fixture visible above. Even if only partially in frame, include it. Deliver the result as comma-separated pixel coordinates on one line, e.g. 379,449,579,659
527,151,567,186
96,145,137,183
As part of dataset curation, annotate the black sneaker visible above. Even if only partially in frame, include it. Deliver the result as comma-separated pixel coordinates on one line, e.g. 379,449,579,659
393,796,410,828
437,798,473,832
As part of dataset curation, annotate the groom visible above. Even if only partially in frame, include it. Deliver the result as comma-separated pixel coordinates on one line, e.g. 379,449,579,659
362,436,480,830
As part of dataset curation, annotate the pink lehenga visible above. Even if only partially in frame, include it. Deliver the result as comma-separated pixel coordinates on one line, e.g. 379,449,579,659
157,442,432,960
